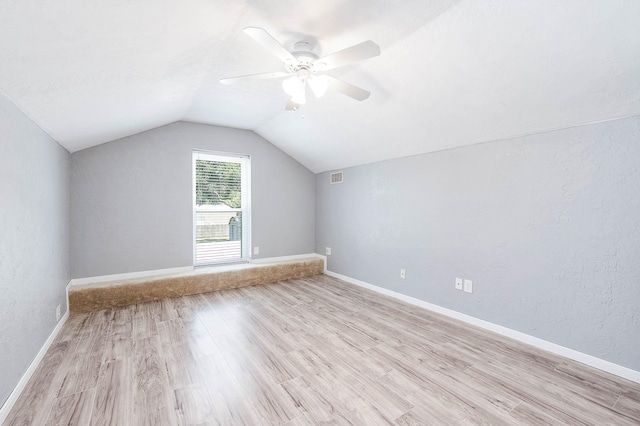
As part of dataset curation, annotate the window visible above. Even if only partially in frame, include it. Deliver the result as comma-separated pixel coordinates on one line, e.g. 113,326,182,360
193,151,250,265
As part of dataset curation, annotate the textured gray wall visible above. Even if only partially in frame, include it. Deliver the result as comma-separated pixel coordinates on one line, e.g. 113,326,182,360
316,116,640,371
0,95,70,406
71,122,315,278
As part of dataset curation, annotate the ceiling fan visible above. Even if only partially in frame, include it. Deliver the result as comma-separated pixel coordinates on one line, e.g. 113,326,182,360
220,27,380,108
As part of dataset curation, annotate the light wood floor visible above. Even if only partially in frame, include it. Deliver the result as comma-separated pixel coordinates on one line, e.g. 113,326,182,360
5,275,640,425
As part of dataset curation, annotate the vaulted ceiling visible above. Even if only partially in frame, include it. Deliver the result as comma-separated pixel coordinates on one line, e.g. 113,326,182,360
1,1,639,173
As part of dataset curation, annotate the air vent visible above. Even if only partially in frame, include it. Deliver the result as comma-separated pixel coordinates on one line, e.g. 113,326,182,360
330,171,344,184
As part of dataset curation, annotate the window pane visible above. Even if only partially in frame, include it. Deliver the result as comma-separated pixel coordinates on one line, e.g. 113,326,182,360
195,160,241,207
195,211,242,263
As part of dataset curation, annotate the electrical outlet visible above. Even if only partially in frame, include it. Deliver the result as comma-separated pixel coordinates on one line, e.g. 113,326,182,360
455,278,463,290
400,269,406,279
253,246,259,255
463,279,473,293
326,247,331,255
56,305,61,322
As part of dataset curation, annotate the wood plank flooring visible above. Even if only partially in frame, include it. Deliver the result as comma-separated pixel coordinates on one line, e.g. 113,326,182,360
5,274,640,425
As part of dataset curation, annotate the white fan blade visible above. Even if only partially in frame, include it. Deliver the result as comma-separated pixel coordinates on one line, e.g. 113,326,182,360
308,75,329,98
243,27,297,64
327,76,371,101
315,41,380,71
220,71,289,84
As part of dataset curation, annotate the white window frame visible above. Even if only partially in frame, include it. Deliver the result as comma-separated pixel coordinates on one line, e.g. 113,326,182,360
192,150,251,265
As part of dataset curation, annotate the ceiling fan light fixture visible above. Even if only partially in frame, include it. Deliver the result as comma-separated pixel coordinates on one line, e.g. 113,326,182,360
291,87,306,105
282,76,303,96
308,75,329,98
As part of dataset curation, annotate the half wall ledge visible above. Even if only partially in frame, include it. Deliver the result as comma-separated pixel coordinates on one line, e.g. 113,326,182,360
69,257,325,313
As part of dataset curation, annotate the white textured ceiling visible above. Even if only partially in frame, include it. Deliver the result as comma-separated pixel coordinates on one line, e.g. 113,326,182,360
1,1,639,173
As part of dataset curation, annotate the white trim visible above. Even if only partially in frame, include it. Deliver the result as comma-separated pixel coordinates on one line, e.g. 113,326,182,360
0,311,69,423
243,155,252,263
324,270,640,384
68,266,194,287
66,280,71,314
192,150,251,266
319,254,328,273
250,253,325,266
192,150,248,162
192,152,197,265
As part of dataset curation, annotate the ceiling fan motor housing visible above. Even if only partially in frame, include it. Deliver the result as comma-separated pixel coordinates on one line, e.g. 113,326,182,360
286,41,320,75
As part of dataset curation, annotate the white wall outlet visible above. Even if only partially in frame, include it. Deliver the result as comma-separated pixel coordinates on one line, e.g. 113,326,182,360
463,279,473,293
400,269,406,279
326,247,331,255
253,246,259,255
56,304,61,322
455,278,463,290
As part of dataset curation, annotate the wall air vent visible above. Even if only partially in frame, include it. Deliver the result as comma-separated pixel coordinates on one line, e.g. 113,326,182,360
330,171,344,184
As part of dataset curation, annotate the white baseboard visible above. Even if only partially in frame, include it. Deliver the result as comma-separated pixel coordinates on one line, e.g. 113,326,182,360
324,270,640,384
250,253,325,266
0,311,70,424
68,265,194,287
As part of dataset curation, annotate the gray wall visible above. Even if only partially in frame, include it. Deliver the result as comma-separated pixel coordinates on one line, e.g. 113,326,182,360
0,95,70,406
71,122,315,278
316,115,640,371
